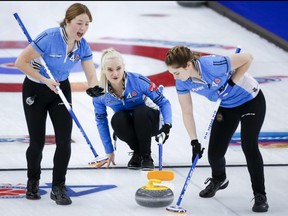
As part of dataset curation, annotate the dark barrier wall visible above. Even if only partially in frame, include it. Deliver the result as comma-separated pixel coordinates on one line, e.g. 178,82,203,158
207,1,288,52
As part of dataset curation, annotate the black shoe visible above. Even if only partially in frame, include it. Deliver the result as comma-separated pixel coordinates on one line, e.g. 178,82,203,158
26,179,41,200
252,193,269,212
128,152,142,170
50,183,72,205
141,154,154,171
199,177,229,198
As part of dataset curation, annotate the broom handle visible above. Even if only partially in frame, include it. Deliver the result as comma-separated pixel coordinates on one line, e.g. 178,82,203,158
158,142,163,171
158,135,164,171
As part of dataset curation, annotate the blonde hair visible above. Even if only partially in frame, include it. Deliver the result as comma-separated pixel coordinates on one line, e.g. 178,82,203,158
100,48,124,91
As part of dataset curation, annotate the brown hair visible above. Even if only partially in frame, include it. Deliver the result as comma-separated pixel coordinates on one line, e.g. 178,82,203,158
165,46,200,68
60,3,92,27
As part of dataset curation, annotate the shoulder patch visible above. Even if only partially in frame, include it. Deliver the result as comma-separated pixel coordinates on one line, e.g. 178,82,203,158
149,82,157,91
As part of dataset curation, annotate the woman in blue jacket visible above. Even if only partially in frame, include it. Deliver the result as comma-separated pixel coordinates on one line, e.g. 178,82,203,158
165,46,268,212
15,3,103,205
93,48,172,171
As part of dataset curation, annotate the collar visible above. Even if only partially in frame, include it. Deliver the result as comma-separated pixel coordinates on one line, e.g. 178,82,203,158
189,60,205,84
60,26,80,48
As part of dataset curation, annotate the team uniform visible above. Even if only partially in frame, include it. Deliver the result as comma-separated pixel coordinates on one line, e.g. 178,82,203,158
92,72,172,157
23,26,93,187
176,55,267,197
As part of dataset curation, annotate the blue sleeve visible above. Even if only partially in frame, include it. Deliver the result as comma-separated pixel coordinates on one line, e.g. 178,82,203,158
92,96,114,154
139,75,172,124
31,30,49,55
175,79,190,95
80,38,93,61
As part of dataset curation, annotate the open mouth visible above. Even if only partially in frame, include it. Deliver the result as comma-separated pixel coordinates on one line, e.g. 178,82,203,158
77,32,83,38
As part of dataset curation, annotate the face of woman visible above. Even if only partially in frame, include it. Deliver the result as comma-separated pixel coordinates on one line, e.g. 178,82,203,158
167,65,191,81
66,13,90,41
104,58,125,85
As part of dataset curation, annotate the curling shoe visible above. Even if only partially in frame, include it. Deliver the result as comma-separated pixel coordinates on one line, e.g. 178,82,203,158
26,179,41,200
141,154,154,171
199,177,229,198
50,183,72,205
252,193,269,212
128,152,142,170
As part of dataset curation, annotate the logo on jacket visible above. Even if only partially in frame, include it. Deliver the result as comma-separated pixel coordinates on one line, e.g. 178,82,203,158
127,91,137,99
212,78,221,87
49,54,62,58
149,82,157,91
69,54,80,62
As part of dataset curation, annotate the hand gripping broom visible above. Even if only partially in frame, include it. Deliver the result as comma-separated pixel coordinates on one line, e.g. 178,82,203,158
147,85,174,181
13,12,108,168
166,47,241,214
147,135,174,181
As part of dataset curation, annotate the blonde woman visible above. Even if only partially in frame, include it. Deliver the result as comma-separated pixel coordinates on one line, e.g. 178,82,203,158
92,48,172,171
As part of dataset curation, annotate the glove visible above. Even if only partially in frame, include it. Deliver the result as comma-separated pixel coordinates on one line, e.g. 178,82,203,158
86,85,104,97
218,78,235,99
155,123,171,144
191,139,205,163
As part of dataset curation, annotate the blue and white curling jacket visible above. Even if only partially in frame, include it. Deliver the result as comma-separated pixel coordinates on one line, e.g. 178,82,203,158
30,27,93,82
175,55,260,108
93,72,172,154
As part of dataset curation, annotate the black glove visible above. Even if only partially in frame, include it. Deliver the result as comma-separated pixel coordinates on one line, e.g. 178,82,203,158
155,123,171,144
86,85,104,97
191,139,205,163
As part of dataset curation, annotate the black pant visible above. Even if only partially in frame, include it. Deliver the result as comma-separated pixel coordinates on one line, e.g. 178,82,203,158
111,105,160,155
209,90,266,195
22,77,72,186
